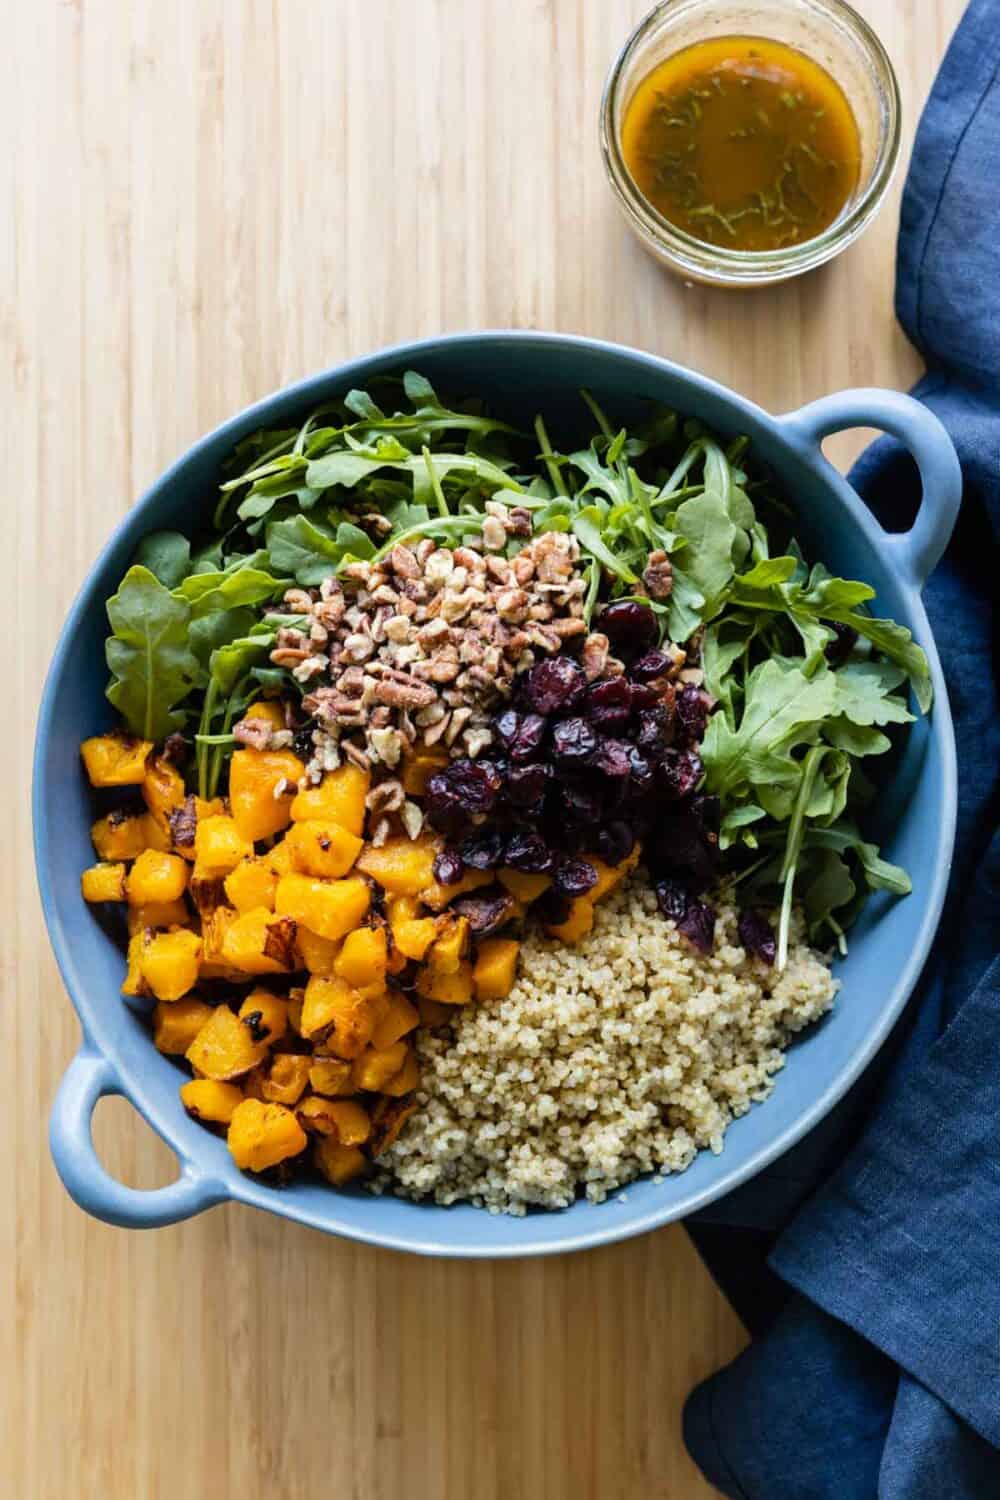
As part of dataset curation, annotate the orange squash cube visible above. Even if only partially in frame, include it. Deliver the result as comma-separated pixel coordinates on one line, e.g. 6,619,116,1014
473,938,521,1001
588,844,641,903
313,1136,367,1185
334,926,388,990
370,990,419,1050
285,819,363,879
260,1054,311,1107
224,856,278,913
192,815,253,879
80,732,152,787
227,1099,308,1172
80,862,127,903
415,960,474,1006
274,874,370,942
220,908,298,975
127,898,189,935
229,747,305,843
426,913,470,974
295,925,341,976
153,998,213,1055
545,897,594,943
290,763,369,836
351,1041,408,1092
381,1048,420,1098
180,1079,244,1126
139,928,202,1001
420,867,492,912
126,849,189,905
357,834,440,897
497,869,552,903
186,1005,271,1081
91,810,169,862
400,748,449,796
237,989,289,1046
141,755,186,825
300,974,379,1057
307,1057,357,1097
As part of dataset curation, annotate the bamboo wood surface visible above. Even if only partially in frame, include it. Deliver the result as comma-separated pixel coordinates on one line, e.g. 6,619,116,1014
2,2,962,1496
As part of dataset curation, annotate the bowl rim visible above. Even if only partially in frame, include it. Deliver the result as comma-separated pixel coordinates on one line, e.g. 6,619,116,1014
35,329,957,1256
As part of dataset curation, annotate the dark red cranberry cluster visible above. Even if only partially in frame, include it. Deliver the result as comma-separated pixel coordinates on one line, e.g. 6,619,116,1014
423,600,724,939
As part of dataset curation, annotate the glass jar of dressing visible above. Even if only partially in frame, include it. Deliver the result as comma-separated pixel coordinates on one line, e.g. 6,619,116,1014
600,0,900,287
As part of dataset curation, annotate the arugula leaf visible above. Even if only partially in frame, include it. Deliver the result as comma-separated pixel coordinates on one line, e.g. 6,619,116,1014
701,659,837,800
188,607,259,678
174,565,285,618
832,662,915,727
105,566,200,741
133,531,192,589
266,516,375,585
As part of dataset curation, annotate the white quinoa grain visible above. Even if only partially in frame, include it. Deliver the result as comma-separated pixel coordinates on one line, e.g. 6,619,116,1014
376,877,837,1215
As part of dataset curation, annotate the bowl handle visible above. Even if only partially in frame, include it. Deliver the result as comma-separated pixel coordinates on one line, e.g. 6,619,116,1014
778,389,962,589
50,1047,229,1229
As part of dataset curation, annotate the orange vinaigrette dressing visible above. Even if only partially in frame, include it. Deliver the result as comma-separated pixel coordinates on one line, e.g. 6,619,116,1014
620,36,861,251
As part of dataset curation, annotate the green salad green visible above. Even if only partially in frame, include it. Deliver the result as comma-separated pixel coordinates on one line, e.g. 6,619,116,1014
104,371,929,962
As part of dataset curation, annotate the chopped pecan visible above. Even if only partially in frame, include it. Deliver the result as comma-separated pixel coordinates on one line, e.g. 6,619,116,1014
642,549,674,600
372,677,438,711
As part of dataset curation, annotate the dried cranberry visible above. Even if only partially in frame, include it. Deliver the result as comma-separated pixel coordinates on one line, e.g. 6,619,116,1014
655,878,690,921
451,888,517,934
595,821,635,866
738,908,776,965
525,656,586,714
675,685,713,746
648,808,718,888
628,682,661,711
691,793,720,837
678,899,716,954
535,887,573,927
426,759,503,828
495,709,547,762
583,676,632,730
459,831,506,870
504,832,555,873
659,748,703,801
504,762,551,808
558,777,606,826
551,717,598,763
825,620,859,667
630,650,672,682
554,857,599,897
432,849,465,885
590,737,632,780
636,704,673,759
625,746,656,795
598,599,658,660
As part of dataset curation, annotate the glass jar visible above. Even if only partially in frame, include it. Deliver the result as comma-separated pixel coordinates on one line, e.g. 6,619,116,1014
600,0,901,287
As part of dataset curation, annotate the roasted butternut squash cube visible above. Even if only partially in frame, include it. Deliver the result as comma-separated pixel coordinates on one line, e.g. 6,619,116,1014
153,998,213,1055
296,1094,345,1133
300,974,378,1057
198,906,239,978
357,834,440,897
140,928,202,1001
126,849,189,905
351,1040,408,1092
287,988,304,1035
186,1004,270,1081
180,1079,244,1125
91,810,169,862
388,894,437,961
81,862,126,903
400,748,448,796
244,699,285,729
497,869,552,903
545,897,594,943
229,747,304,843
193,815,253,879
416,995,452,1028
307,1057,357,1097
237,988,289,1046
313,1136,367,1185
220,908,298,975
420,867,493,912
290,763,369,836
370,990,419,1050
227,1099,308,1172
334,926,388,990
275,874,370,942
473,938,521,1001
295,925,341,976
317,1099,370,1145
261,1054,311,1106
415,960,474,1006
426,913,470,974
369,1097,418,1155
224,857,278,913
267,840,294,877
285,819,363,879
588,844,641,903
141,755,186,826
81,732,152,787
121,932,150,998
381,1048,420,1098
127,898,189,935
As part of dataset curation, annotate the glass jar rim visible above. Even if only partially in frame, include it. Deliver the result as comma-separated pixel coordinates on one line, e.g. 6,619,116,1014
600,0,902,285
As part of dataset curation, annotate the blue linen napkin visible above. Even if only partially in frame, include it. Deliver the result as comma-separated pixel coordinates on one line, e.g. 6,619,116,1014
682,3,1000,1492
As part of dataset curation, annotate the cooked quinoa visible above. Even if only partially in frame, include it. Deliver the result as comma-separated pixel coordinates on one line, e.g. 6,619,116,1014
376,877,837,1214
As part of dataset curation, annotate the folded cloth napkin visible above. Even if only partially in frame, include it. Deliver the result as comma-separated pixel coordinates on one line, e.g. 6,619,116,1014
682,3,1000,1493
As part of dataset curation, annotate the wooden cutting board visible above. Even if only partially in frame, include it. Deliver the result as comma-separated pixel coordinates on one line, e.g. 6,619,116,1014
1,1,961,1495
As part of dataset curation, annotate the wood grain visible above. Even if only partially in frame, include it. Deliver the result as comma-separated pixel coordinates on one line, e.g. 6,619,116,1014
1,2,962,1495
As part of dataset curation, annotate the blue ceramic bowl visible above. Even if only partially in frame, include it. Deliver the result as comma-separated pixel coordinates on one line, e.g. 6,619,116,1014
37,332,961,1257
